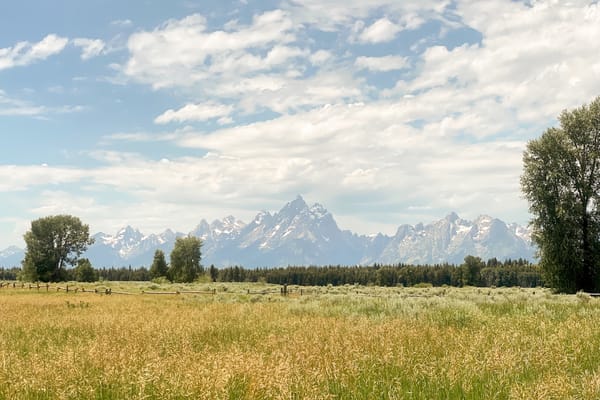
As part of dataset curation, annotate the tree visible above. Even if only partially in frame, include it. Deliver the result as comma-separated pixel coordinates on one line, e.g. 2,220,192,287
460,255,483,287
521,96,600,293
168,236,202,283
21,215,94,282
74,258,98,282
209,264,218,282
149,249,169,279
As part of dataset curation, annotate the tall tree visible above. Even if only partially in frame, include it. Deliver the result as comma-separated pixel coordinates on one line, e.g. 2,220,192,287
168,236,202,283
521,97,600,293
21,215,94,282
209,264,218,282
149,249,169,279
460,255,483,287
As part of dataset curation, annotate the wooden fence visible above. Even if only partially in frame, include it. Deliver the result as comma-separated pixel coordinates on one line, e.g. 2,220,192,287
0,282,219,296
0,282,308,296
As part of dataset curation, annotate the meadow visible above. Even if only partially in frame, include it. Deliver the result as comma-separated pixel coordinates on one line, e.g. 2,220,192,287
1,282,599,399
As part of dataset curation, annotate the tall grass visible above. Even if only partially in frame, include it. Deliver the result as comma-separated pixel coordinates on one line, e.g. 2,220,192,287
0,284,599,399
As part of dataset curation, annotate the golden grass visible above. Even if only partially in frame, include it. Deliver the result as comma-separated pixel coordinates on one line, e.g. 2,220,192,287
0,284,599,399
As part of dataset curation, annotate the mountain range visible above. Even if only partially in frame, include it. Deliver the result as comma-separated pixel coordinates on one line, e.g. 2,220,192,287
0,196,536,268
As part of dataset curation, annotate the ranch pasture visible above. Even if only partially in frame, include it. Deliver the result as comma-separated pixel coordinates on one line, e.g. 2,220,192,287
1,283,599,399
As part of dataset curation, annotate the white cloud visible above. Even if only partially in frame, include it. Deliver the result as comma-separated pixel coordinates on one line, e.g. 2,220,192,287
30,191,104,216
309,49,333,65
102,132,181,143
170,102,526,227
218,70,364,114
358,17,401,43
25,34,69,62
111,19,133,27
284,0,449,32
0,90,84,117
0,34,68,70
0,165,86,192
394,0,600,126
124,11,296,89
355,55,408,71
73,38,106,60
120,10,370,115
0,104,45,116
155,102,234,124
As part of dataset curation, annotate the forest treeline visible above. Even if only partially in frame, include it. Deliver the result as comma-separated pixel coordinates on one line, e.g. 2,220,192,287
0,256,542,287
215,257,541,287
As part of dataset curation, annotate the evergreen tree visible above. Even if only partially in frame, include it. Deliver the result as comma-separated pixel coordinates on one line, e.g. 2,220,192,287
149,249,169,279
209,264,218,282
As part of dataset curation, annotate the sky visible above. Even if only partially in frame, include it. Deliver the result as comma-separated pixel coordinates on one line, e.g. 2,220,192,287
2,0,600,249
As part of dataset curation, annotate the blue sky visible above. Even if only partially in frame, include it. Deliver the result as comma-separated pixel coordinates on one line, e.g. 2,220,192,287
2,0,600,249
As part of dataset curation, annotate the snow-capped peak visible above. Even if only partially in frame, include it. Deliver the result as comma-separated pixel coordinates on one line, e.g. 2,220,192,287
280,195,309,217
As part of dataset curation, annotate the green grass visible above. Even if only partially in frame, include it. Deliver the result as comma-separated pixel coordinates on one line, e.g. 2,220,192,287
0,283,599,399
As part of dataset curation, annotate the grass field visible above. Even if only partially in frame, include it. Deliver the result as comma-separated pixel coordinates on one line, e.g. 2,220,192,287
1,282,599,399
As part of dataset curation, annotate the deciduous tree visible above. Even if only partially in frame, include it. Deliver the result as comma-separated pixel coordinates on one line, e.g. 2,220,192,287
521,97,600,292
168,236,202,283
74,258,98,282
22,215,94,282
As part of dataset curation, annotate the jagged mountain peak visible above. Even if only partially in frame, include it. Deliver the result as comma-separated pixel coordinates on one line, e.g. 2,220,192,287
251,210,272,224
445,211,460,223
280,195,309,216
207,216,245,241
192,219,210,231
116,225,141,236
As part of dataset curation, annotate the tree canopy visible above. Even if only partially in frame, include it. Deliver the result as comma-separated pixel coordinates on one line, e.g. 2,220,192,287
168,236,202,283
521,96,600,293
21,215,94,282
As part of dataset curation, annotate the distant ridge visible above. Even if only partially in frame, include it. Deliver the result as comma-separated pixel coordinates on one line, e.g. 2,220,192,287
0,196,535,268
